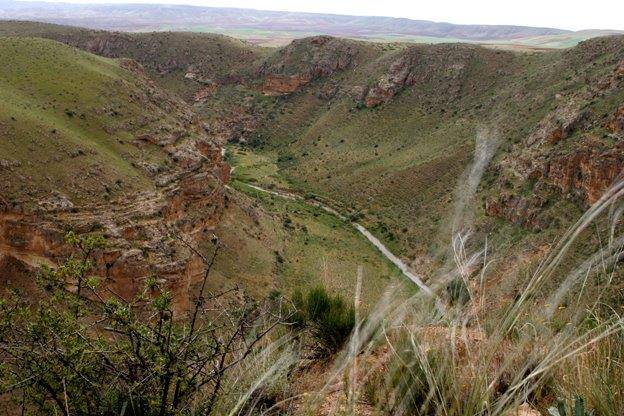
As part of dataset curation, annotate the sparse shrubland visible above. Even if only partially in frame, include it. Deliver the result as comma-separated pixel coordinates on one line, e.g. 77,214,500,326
284,180,624,416
0,37,214,207
0,21,623,416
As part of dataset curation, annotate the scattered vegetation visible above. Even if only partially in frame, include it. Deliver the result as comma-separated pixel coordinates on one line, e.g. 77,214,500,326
0,37,204,206
290,181,624,415
1,21,623,416
219,149,401,307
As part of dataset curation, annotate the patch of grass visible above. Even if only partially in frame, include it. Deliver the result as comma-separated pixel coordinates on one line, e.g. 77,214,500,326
220,180,402,308
218,145,405,306
228,145,292,190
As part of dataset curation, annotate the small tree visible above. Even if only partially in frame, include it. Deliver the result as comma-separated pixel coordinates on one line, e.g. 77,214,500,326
0,232,294,415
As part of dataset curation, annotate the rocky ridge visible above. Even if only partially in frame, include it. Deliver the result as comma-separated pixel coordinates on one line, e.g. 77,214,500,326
256,36,360,95
1,135,228,311
2,22,624,262
352,44,514,108
485,50,624,229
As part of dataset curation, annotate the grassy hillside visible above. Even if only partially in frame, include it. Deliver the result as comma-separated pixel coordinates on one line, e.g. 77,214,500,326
0,36,207,207
214,184,403,309
0,22,623,416
241,36,624,268
0,33,400,311
241,41,515,258
0,21,275,144
0,20,269,100
3,23,621,282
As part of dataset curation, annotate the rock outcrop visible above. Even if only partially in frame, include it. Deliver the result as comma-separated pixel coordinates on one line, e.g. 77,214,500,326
0,135,228,311
525,100,589,146
485,194,548,231
257,36,359,95
484,40,624,230
193,84,218,102
363,55,416,107
261,74,312,96
607,105,624,134
356,44,511,108
487,133,624,228
545,137,624,204
0,51,230,312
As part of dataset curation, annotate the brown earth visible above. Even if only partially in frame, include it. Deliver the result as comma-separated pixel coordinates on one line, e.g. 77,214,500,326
0,136,228,311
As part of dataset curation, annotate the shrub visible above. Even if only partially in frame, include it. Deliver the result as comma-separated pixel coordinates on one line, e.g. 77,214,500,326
292,286,355,356
446,277,471,305
0,232,293,416
387,343,452,415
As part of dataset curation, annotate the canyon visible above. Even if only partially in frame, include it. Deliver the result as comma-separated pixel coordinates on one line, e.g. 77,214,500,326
1,20,623,309
0,16,623,416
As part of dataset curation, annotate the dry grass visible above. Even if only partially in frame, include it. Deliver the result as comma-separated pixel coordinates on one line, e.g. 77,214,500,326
226,176,623,415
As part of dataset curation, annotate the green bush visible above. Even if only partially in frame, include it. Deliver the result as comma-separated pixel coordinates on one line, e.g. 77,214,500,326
387,345,451,414
446,277,471,305
0,232,292,415
292,286,355,355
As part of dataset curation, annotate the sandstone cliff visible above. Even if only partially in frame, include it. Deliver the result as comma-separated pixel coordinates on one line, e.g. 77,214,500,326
485,43,624,229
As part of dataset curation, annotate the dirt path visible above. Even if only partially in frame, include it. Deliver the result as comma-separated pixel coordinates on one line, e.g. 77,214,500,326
237,181,433,294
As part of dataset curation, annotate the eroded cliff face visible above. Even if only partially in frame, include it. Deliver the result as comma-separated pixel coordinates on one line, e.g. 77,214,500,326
485,53,624,229
261,74,312,96
545,138,624,204
1,137,228,309
0,57,229,311
0,138,228,311
257,36,360,95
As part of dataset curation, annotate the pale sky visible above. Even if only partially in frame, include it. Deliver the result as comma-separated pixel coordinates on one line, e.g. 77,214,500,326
22,0,624,31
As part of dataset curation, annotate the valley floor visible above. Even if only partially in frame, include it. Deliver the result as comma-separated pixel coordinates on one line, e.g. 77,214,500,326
211,146,411,308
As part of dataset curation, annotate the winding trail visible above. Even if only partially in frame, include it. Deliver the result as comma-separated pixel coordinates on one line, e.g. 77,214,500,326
239,182,433,294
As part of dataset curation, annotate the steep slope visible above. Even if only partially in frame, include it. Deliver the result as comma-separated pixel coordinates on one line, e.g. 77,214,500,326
241,36,624,263
2,22,622,300
0,37,229,309
228,39,517,258
0,20,268,100
0,32,401,312
0,21,270,142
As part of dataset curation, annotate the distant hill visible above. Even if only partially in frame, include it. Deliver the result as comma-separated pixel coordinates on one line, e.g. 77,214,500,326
1,0,621,47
